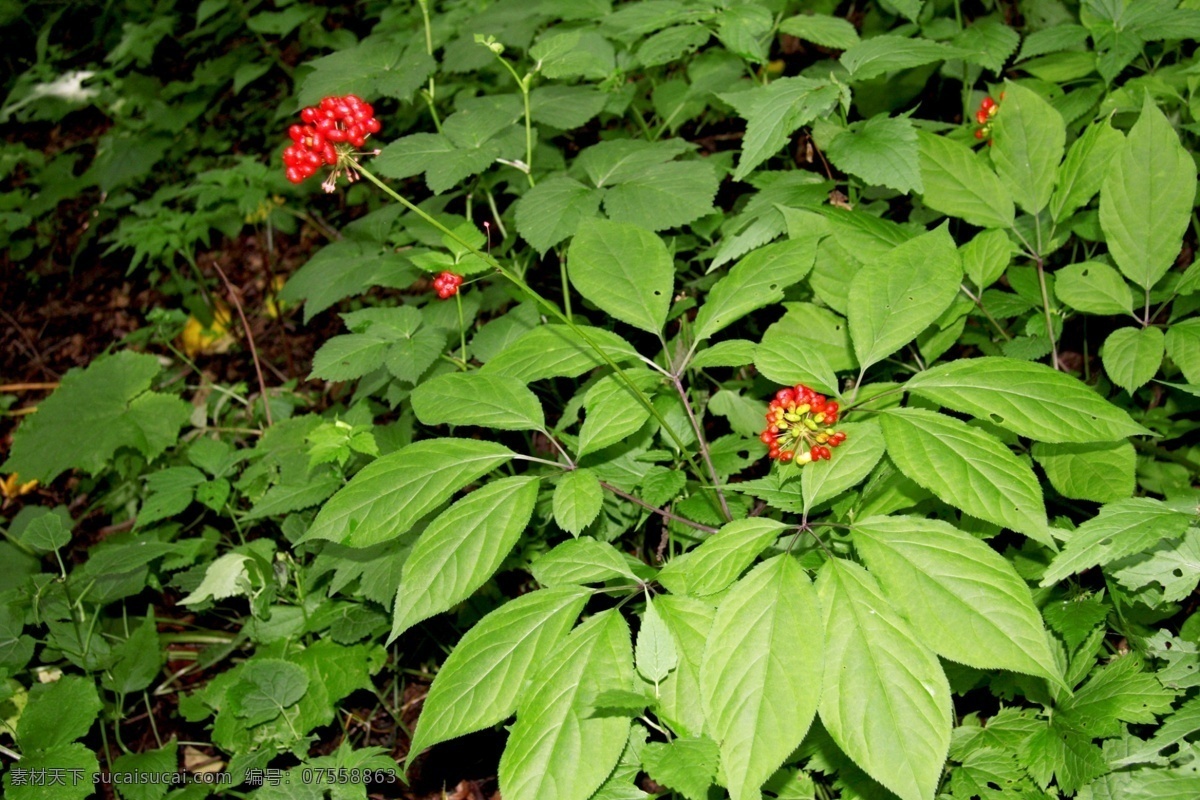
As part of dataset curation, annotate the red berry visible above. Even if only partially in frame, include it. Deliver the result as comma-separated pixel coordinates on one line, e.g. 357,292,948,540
775,388,796,405
779,450,794,463
433,271,463,299
760,431,777,445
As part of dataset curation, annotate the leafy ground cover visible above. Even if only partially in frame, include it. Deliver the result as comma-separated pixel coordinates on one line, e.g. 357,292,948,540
3,1,1200,799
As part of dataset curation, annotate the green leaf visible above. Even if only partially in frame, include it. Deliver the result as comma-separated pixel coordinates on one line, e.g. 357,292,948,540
102,615,163,695
693,237,821,342
302,439,513,548
657,518,786,597
801,420,886,512
281,241,415,322
840,35,963,81
1099,98,1197,289
603,161,720,232
852,515,1062,684
3,352,189,483
655,597,714,737
20,513,70,553
816,558,952,800
514,175,604,253
235,659,309,726
411,372,544,431
482,324,638,383
953,17,1020,73
4,743,98,800
1050,117,1123,222
847,225,962,369
961,228,1013,289
567,219,674,334
701,556,824,800
1166,319,1200,384
636,24,712,67
298,38,433,106
1054,261,1134,316
903,356,1149,442
1059,655,1176,738
691,339,758,370
578,370,659,456
641,736,720,800
554,469,604,536
880,408,1050,545
499,609,634,800
779,13,860,49
17,675,101,751
1031,441,1135,503
530,29,615,80
577,140,693,187
179,552,252,606
1040,498,1192,585
1112,529,1200,604
406,588,588,768
917,131,1015,229
989,81,1066,215
826,114,923,194
391,476,540,640
111,740,177,800
309,334,391,381
720,76,842,180
1102,326,1165,394
636,599,678,683
531,538,639,586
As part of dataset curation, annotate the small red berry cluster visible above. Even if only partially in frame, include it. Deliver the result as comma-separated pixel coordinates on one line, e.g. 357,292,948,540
283,95,381,184
760,384,847,465
433,271,463,299
974,95,1000,142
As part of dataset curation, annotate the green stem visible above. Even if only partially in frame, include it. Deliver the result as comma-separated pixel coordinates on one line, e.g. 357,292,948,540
416,0,442,132
493,55,535,185
559,252,573,322
455,292,467,366
353,162,708,480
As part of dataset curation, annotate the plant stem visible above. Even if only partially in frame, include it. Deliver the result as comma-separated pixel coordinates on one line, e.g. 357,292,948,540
560,253,573,322
211,261,274,425
1034,254,1061,370
959,283,1012,341
454,292,467,366
599,481,719,534
353,162,709,482
492,55,535,185
671,374,731,522
415,0,442,132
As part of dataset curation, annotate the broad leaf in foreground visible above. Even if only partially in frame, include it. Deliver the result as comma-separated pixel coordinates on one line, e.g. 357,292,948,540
499,609,634,800
567,219,673,334
917,131,1015,229
904,357,1148,442
700,555,823,800
1041,498,1193,585
406,587,587,769
989,81,1065,215
390,476,540,640
853,515,1062,684
880,408,1050,545
302,439,513,548
801,420,886,513
411,372,544,431
817,558,952,800
657,518,786,597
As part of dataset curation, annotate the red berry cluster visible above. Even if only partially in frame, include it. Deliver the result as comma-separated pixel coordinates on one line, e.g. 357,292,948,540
283,95,381,184
974,95,1000,142
760,384,847,465
433,271,463,299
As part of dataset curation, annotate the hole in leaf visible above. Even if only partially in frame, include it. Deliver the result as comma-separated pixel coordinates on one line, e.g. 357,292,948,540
1174,568,1184,578
990,413,1003,423
1100,538,1112,546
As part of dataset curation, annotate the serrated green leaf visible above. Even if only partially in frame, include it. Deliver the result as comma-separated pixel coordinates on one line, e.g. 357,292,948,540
880,408,1050,545
1040,498,1192,585
514,175,604,253
1102,326,1165,394
779,13,860,49
554,468,604,535
4,743,98,800
701,556,823,800
840,35,963,81
826,114,923,194
801,420,886,512
499,609,634,800
179,552,252,606
391,476,539,640
309,334,390,381
917,131,1015,229
641,736,720,800
578,370,659,456
816,558,952,800
102,615,162,695
531,538,639,586
904,356,1149,442
530,29,615,80
406,587,588,768
655,596,713,737
658,518,786,597
302,439,513,548
1099,98,1197,289
1031,440,1135,503
636,24,712,67
603,161,719,232
235,659,309,726
961,228,1013,289
1059,655,1176,738
298,37,433,106
1166,319,1200,384
954,17,1020,73
3,352,188,484
567,219,674,334
411,372,544,431
1112,529,1200,604
1050,117,1123,222
721,77,841,180
482,324,639,382
852,515,1062,684
989,81,1065,215
636,598,678,683
1054,261,1134,316
693,237,821,343
848,225,962,369
17,675,101,751
111,740,176,800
